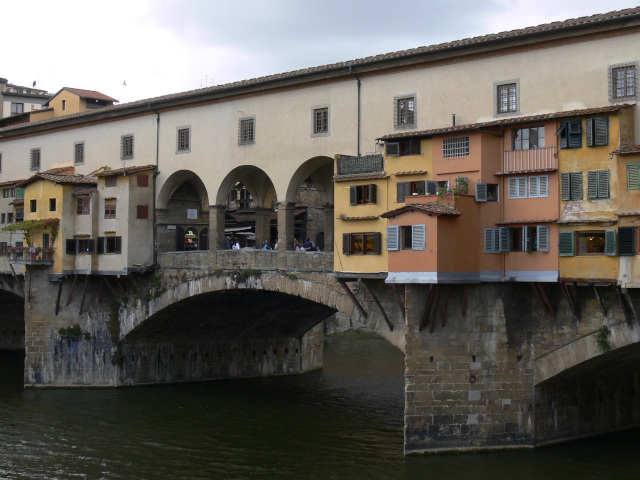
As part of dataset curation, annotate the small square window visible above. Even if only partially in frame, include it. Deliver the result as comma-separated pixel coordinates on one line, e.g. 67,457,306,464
105,176,117,187
105,201,116,219
77,197,90,215
30,199,37,213
30,148,41,171
238,117,255,145
49,198,56,212
74,142,84,165
495,81,519,116
394,95,416,129
312,107,329,135
121,135,134,160
177,127,190,153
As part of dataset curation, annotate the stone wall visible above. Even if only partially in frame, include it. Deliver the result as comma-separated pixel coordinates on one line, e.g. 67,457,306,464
0,288,25,351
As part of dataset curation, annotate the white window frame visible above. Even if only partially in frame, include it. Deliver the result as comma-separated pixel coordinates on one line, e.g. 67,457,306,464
442,136,470,158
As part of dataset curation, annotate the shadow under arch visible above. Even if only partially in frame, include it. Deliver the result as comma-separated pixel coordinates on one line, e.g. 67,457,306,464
215,165,276,208
157,170,209,210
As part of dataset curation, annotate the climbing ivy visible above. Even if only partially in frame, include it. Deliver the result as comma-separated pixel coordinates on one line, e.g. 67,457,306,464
595,325,612,353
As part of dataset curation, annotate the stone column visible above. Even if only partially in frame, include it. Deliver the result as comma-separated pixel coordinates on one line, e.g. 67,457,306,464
277,202,295,251
254,207,273,248
155,208,169,253
323,204,334,252
208,205,227,250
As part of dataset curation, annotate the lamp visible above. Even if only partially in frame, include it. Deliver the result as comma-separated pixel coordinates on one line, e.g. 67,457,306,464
303,176,313,189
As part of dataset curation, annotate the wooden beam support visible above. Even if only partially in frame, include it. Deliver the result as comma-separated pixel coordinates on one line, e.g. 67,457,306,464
338,278,367,320
78,275,90,315
462,285,469,316
363,280,393,331
441,287,449,328
429,287,442,333
65,274,78,307
593,285,606,318
532,282,555,316
616,286,637,326
102,276,119,298
531,283,549,314
9,264,25,298
419,285,437,331
561,283,579,320
54,280,63,316
387,284,405,319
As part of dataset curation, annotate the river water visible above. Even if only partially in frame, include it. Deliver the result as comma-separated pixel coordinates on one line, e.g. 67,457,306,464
1,331,639,479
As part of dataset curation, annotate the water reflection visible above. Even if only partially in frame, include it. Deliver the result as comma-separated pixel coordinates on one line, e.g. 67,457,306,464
1,332,639,480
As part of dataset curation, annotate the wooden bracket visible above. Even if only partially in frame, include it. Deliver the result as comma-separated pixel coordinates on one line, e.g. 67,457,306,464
561,283,579,320
532,282,555,316
592,285,606,318
363,280,393,331
9,264,25,298
55,280,63,316
419,284,442,332
387,284,405,319
65,274,78,307
79,275,90,315
616,286,637,326
338,278,367,320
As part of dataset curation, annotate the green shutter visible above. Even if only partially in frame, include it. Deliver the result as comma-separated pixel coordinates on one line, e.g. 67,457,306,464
484,228,497,253
618,227,635,256
350,186,357,205
342,233,351,255
499,227,511,252
397,182,409,202
595,117,609,146
605,230,617,256
369,184,377,204
598,170,609,199
587,171,598,199
561,173,570,200
586,118,594,147
570,172,583,200
475,182,488,202
627,163,640,190
558,231,575,256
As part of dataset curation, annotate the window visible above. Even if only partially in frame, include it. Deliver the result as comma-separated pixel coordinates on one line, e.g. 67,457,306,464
386,225,425,251
238,117,255,145
30,199,37,213
342,232,381,255
587,170,609,199
386,139,421,156
120,135,134,160
349,184,377,205
475,183,499,202
394,95,416,129
443,136,470,158
574,230,616,256
609,63,637,102
561,172,583,201
49,198,56,212
30,148,41,171
10,188,15,197
66,238,95,255
62,100,66,111
528,175,549,198
74,142,84,165
507,177,527,199
618,227,636,256
177,127,190,153
137,205,149,219
1,214,4,224
11,103,24,115
557,120,582,149
312,107,329,136
97,236,122,254
42,234,50,249
137,174,149,187
586,117,609,147
14,209,22,222
513,126,545,150
486,226,549,253
105,176,117,187
77,197,90,215
397,180,437,202
628,162,640,190
495,81,518,115
105,200,116,219
2,188,9,198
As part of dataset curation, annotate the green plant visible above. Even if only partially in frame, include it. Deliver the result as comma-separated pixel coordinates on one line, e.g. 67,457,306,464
287,274,298,281
59,324,83,342
596,325,612,353
213,269,223,278
240,268,258,279
437,177,468,198
2,218,60,247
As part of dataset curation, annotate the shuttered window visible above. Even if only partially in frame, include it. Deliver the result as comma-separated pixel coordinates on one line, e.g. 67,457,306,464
558,231,575,256
412,224,426,251
587,170,609,199
484,228,500,253
557,120,581,149
499,227,511,252
397,181,433,202
120,135,134,160
342,232,381,255
561,172,583,201
529,175,549,198
618,227,636,256
350,185,377,205
605,230,617,256
475,183,488,202
386,226,399,251
508,177,527,199
586,117,609,147
536,226,550,252
627,163,640,190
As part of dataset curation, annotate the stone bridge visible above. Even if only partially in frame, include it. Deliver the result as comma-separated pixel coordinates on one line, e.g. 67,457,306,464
2,253,640,453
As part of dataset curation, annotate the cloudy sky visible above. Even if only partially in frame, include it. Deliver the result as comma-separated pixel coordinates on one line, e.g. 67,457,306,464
4,0,639,104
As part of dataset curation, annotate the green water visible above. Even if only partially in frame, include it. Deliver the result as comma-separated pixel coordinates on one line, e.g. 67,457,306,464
1,332,639,479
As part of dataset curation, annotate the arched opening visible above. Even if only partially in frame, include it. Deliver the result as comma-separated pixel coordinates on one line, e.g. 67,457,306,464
0,289,25,352
157,171,209,253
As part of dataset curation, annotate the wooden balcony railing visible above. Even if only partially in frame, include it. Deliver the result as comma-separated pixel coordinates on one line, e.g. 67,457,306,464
503,147,557,173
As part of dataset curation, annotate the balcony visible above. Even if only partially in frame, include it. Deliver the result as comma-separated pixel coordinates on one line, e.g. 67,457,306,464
502,147,557,174
336,154,384,176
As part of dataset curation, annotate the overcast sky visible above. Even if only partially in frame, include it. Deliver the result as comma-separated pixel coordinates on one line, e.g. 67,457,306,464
3,0,639,104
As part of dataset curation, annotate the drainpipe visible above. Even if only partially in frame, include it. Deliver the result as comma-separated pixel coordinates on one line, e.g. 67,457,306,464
350,66,361,156
152,108,160,266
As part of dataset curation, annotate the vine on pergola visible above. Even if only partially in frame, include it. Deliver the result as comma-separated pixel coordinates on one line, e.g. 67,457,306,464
1,218,60,247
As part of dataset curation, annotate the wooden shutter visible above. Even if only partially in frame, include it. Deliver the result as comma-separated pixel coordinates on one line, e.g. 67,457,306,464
558,231,575,256
537,226,550,252
410,139,421,155
369,184,377,204
568,120,582,148
115,236,122,253
618,227,635,256
137,174,149,187
484,228,498,253
529,176,539,198
522,226,533,252
499,227,511,252
605,230,617,256
627,163,640,190
587,117,609,147
586,118,594,146
538,175,549,197
475,183,487,202
350,186,357,205
508,178,517,199
66,239,76,255
561,173,570,200
397,182,409,202
426,181,437,195
342,233,351,255
97,237,105,254
517,177,527,198
598,170,610,198
557,122,568,149
587,171,598,199
387,226,399,251
412,224,426,251
373,232,381,254
137,205,149,219
570,172,583,200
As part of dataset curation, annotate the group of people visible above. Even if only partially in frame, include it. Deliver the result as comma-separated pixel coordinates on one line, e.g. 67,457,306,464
226,235,318,251
294,238,320,252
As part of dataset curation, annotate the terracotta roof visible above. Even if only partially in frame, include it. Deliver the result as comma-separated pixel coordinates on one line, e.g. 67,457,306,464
2,8,638,137
333,173,388,182
379,104,635,140
496,219,558,225
9,199,24,205
42,166,75,175
17,173,97,188
58,88,118,103
338,215,379,221
612,145,640,155
72,188,98,196
381,202,461,218
392,170,427,176
95,164,156,176
0,179,26,187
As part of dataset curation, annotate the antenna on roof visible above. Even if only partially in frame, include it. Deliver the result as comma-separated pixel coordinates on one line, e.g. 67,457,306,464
201,75,215,88
122,81,127,86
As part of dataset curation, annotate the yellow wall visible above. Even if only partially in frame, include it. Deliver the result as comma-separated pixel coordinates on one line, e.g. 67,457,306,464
48,90,84,117
23,179,64,270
